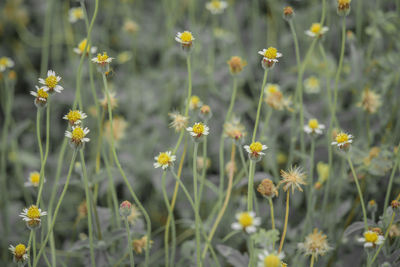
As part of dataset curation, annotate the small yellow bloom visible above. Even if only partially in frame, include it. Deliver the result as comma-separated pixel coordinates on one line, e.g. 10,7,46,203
25,171,45,187
20,205,47,230
206,0,228,15
9,243,29,263
154,151,176,170
257,250,285,267
74,39,97,55
244,141,268,161
304,118,325,135
69,7,84,23
30,86,49,108
231,211,261,234
63,110,87,125
65,126,90,149
358,230,384,248
92,52,114,65
38,70,63,93
305,23,329,37
189,95,202,110
331,132,353,149
0,56,14,72
175,31,195,52
187,122,210,139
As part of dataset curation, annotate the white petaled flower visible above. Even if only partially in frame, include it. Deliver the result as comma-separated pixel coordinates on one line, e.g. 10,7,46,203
331,132,353,149
305,23,329,38
175,31,195,45
304,119,325,136
73,39,97,55
30,86,49,108
257,250,285,267
68,7,84,23
244,141,268,161
92,52,114,65
187,122,210,141
358,230,385,248
304,76,320,94
231,211,261,234
205,0,228,15
154,151,176,170
9,244,29,264
258,47,282,69
20,205,47,230
24,172,45,187
38,70,63,93
65,126,90,149
0,57,15,72
63,110,87,126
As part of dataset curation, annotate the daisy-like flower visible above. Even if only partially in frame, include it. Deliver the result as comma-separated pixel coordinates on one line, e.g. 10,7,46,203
264,84,291,111
358,230,384,248
0,56,15,72
331,132,353,150
199,105,212,121
175,31,195,52
231,211,261,234
305,23,329,38
257,178,278,198
92,52,114,66
189,95,202,110
63,110,87,126
153,151,176,170
38,70,63,93
304,76,320,94
169,111,189,132
100,91,118,110
65,126,90,149
205,0,228,15
304,118,325,136
187,122,210,142
258,47,282,69
257,250,285,267
20,205,47,230
227,56,247,74
73,38,97,55
133,235,153,254
283,6,294,21
244,141,268,162
278,166,307,194
30,86,49,108
24,171,45,187
68,7,84,23
337,0,351,16
298,228,331,259
357,88,382,114
9,243,29,264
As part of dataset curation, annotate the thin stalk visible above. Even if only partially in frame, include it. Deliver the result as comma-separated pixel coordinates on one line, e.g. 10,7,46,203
162,172,176,267
32,231,37,264
202,143,236,259
247,161,256,211
198,136,208,205
347,154,368,230
124,218,135,267
310,254,315,267
279,191,290,253
252,70,268,142
40,0,54,76
370,212,396,265
36,109,44,163
102,72,151,266
184,55,192,117
80,151,96,266
268,197,275,230
383,148,400,213
305,138,315,234
34,151,77,267
193,143,201,267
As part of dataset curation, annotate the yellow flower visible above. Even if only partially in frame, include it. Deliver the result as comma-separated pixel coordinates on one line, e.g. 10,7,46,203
63,110,87,125
65,126,90,149
0,56,14,72
30,86,49,108
187,122,210,139
189,95,202,110
304,76,320,94
337,0,351,16
227,56,247,74
9,243,29,263
38,70,63,93
25,171,45,187
305,23,329,37
278,166,307,193
132,236,153,254
244,141,268,161
92,52,114,65
231,211,261,234
331,132,353,149
258,47,282,69
206,0,228,15
304,118,325,135
358,230,384,248
257,250,285,267
69,7,84,23
154,151,176,170
175,31,195,52
123,20,140,34
74,38,97,55
20,205,47,230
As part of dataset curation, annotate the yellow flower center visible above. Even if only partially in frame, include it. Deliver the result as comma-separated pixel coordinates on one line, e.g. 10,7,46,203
338,0,351,5
336,133,349,143
180,31,193,43
264,254,281,267
307,77,319,87
73,8,83,19
193,123,205,135
364,231,378,243
238,212,253,227
66,110,82,123
27,205,40,220
14,244,26,258
97,52,109,62
308,119,319,130
267,85,279,94
37,88,49,99
30,172,40,184
190,96,200,106
157,153,171,165
264,47,278,59
45,75,57,88
72,127,85,141
249,142,263,153
311,23,322,34
211,0,221,8
78,39,90,53
0,57,8,66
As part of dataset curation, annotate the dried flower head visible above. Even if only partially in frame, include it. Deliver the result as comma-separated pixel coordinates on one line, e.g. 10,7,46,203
199,104,212,120
244,141,268,162
9,243,29,264
227,56,247,74
127,204,141,225
357,88,382,114
389,225,400,238
20,205,47,230
197,157,211,171
337,0,351,16
224,117,246,143
264,84,291,111
169,112,189,132
225,161,237,175
257,178,278,198
298,228,331,259
278,166,307,194
391,200,400,210
205,0,228,15
283,6,294,21
133,236,153,254
123,20,139,34
39,70,63,94
63,110,87,126
257,250,285,267
100,91,118,110
154,151,176,170
258,47,282,69
358,230,384,248
74,38,97,55
104,117,128,144
231,211,261,234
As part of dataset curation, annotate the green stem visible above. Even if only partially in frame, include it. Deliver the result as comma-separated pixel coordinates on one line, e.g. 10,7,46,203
162,172,176,267
34,150,77,267
383,147,400,214
247,161,256,211
198,136,208,205
279,191,290,253
40,0,54,76
268,197,275,230
32,231,37,264
36,109,44,164
305,138,315,233
124,218,135,267
102,72,151,266
193,143,201,267
80,151,96,266
347,154,368,230
310,254,315,267
184,55,192,117
252,70,268,142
